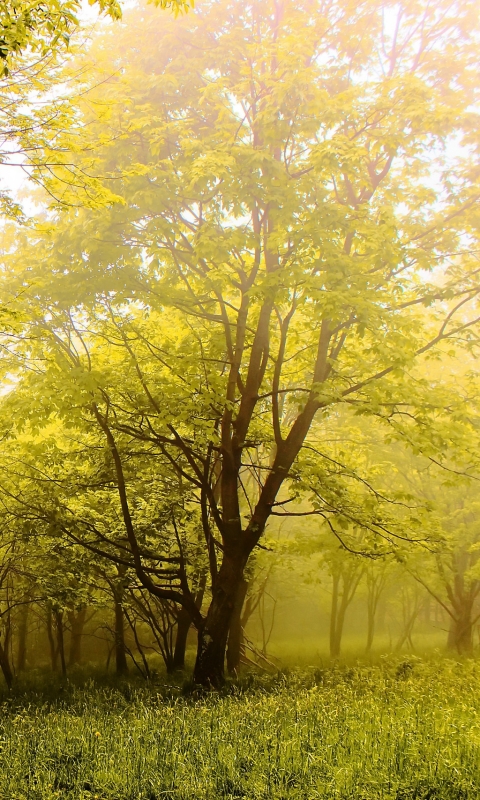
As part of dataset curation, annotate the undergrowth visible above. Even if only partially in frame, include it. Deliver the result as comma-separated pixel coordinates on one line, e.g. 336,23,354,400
0,658,478,799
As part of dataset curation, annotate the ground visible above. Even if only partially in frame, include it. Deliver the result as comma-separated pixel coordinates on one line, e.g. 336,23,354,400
1,659,478,799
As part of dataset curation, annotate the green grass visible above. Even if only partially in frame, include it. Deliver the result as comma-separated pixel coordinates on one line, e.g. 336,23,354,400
0,659,479,799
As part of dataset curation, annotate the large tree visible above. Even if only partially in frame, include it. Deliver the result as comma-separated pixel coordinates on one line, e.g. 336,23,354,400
2,0,480,686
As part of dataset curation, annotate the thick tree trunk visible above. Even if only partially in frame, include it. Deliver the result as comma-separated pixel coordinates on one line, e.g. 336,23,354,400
226,577,249,675
193,554,245,687
0,637,13,689
16,603,29,672
114,590,128,675
447,612,473,654
68,607,87,666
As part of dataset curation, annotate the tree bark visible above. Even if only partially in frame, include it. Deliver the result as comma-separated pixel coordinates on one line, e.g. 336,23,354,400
193,552,245,687
447,608,474,654
0,637,13,689
113,589,128,675
226,577,249,675
68,607,87,667
173,573,207,671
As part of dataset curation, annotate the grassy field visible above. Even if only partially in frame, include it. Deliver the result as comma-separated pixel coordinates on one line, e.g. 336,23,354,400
0,659,479,800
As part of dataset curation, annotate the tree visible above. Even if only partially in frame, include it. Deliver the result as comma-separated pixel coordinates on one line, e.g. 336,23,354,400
2,0,480,686
409,486,480,654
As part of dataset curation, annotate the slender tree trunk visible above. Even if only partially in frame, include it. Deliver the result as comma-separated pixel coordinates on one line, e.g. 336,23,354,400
331,595,348,659
68,607,87,667
54,610,67,677
125,613,151,679
365,603,375,654
173,572,207,670
329,567,363,659
226,577,249,675
395,606,420,653
16,602,29,672
365,578,384,654
173,608,192,670
113,589,128,675
46,606,58,671
329,574,340,658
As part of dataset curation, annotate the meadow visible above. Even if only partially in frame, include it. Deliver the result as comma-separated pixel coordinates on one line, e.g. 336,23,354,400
0,659,478,800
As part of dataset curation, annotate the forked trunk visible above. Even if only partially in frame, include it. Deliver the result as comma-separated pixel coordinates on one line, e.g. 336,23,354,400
193,554,245,687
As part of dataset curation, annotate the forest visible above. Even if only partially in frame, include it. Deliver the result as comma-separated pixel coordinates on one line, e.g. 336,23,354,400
0,0,479,796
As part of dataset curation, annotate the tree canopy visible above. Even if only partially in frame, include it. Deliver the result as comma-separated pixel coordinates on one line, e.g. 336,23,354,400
0,0,479,686
0,0,194,73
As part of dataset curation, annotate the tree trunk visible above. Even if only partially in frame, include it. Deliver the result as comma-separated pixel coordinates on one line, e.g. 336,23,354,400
0,637,13,689
447,611,473,654
331,595,348,659
395,604,420,653
46,605,58,671
329,567,362,659
193,554,245,687
68,607,87,667
365,603,375,654
114,589,128,675
173,607,192,670
54,610,67,677
16,602,29,672
173,572,207,671
329,573,340,658
226,577,249,675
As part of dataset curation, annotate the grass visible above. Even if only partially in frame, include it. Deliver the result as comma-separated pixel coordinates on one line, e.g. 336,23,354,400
0,658,479,799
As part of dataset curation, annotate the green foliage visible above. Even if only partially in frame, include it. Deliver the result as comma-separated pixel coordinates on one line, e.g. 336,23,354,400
0,0,194,74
